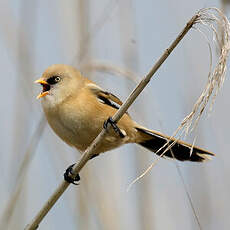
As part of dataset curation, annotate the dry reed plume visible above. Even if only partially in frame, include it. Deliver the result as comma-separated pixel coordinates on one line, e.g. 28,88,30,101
128,7,230,190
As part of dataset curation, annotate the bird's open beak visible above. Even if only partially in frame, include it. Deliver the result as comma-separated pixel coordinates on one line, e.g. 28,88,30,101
35,78,50,99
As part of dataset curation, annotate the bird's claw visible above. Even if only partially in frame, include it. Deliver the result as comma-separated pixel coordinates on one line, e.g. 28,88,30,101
64,164,80,185
103,117,125,138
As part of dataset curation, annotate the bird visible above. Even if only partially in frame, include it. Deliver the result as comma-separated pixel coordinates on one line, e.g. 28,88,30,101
35,64,214,183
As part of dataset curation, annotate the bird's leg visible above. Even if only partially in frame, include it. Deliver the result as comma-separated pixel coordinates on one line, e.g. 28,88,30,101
103,117,125,138
64,164,80,185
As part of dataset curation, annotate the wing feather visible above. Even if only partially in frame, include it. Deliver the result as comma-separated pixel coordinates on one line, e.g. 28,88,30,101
87,83,124,111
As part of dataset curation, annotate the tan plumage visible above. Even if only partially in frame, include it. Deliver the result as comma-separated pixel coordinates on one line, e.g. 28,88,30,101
36,64,214,162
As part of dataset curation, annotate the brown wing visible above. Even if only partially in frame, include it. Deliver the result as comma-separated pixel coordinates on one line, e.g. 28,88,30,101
89,84,124,110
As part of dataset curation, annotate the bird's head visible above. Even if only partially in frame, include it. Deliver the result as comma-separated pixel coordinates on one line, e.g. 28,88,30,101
35,64,83,106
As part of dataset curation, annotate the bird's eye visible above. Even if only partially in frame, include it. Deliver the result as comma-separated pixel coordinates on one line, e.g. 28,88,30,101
54,76,61,82
47,76,61,85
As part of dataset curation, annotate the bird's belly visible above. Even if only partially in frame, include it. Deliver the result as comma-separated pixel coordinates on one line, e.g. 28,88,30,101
46,113,127,154
46,114,96,150
44,101,129,154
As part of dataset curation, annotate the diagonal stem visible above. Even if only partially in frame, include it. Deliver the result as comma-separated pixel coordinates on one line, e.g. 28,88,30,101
25,13,199,230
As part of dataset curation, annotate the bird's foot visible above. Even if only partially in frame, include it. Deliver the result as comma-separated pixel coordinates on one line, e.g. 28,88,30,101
64,164,80,185
103,117,125,138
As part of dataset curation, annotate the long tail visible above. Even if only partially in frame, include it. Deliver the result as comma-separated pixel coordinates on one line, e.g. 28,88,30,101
136,127,214,162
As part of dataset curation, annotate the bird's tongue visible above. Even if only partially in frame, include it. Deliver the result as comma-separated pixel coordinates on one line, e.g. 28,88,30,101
35,79,50,99
42,84,50,92
36,84,50,99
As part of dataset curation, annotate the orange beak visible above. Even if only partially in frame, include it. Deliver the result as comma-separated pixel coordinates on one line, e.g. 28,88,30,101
35,78,50,99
